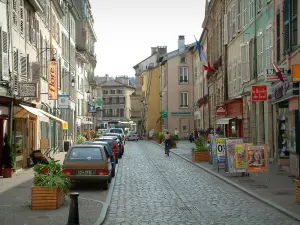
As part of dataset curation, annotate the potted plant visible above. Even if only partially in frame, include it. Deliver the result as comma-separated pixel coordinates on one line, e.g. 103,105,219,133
32,158,71,210
76,135,86,144
2,134,15,178
158,132,164,143
191,137,210,162
171,135,178,148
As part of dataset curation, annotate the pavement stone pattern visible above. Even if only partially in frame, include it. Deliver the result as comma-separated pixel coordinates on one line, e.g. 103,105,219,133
103,141,299,225
171,141,300,217
0,152,108,225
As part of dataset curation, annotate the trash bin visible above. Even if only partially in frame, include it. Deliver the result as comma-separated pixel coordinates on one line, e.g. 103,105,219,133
64,141,70,152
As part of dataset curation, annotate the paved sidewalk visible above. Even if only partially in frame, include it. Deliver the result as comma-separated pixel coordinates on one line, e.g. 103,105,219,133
155,140,300,219
0,152,109,225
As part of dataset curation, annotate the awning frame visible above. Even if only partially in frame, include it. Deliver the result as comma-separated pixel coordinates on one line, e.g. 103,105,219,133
38,109,68,130
18,104,49,122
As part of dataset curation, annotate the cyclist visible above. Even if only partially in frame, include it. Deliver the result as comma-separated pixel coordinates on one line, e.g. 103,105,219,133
164,131,171,154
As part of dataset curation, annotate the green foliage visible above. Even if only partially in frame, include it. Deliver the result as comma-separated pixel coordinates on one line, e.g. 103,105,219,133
192,137,209,152
3,134,15,168
171,135,179,141
76,135,86,144
33,158,71,194
158,132,164,140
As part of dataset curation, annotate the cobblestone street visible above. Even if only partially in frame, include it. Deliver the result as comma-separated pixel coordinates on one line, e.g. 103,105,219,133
103,141,299,225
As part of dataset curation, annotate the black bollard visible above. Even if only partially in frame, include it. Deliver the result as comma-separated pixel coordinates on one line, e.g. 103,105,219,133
67,192,80,225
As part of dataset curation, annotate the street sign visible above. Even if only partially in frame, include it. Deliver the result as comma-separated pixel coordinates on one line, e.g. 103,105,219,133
160,111,167,118
88,105,96,113
96,98,103,106
251,85,268,101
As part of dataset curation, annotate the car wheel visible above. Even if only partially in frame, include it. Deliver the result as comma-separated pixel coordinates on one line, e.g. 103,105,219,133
102,180,109,190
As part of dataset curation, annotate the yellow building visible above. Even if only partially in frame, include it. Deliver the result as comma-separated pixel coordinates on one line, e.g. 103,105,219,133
141,66,161,133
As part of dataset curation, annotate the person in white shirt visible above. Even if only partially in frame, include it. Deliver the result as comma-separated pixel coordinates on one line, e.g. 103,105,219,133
174,128,179,143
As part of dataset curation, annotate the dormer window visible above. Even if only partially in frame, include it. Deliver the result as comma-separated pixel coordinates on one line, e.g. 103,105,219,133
180,56,187,63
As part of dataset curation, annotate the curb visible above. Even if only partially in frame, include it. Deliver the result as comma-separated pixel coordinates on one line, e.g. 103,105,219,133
95,161,120,225
150,141,300,222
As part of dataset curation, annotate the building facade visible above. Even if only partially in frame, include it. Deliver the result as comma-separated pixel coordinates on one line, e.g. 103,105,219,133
159,36,195,138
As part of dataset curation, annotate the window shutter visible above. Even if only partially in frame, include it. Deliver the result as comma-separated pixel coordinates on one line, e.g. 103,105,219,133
26,9,29,41
237,1,241,32
291,0,298,48
232,5,236,37
228,66,232,98
13,49,19,94
224,13,228,45
276,11,281,62
20,1,24,34
284,0,291,53
0,28,9,81
12,0,18,26
228,9,231,41
19,53,28,82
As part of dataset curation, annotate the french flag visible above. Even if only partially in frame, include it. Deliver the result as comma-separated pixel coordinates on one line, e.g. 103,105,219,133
272,62,285,83
195,37,212,71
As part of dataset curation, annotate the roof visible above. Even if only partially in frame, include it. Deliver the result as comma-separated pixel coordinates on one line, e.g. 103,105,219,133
160,42,196,63
96,79,136,89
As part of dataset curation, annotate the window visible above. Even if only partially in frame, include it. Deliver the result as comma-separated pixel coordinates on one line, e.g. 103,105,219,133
257,32,264,76
291,0,298,49
110,90,115,94
112,97,117,104
120,108,124,117
232,4,236,36
227,9,232,42
70,17,75,39
237,62,242,93
117,89,123,94
237,1,242,32
180,56,186,63
0,28,9,81
240,42,250,83
265,25,273,69
257,0,263,12
232,62,237,95
228,65,232,97
12,0,18,26
103,90,108,94
243,0,248,27
180,92,188,107
119,97,125,103
249,0,254,21
179,67,188,83
276,10,281,62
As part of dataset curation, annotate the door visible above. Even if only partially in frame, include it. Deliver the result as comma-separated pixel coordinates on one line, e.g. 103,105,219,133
28,120,36,150
0,120,4,176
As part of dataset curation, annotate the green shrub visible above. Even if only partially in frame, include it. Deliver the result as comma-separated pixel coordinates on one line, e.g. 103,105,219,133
192,137,208,152
158,132,164,140
3,134,15,168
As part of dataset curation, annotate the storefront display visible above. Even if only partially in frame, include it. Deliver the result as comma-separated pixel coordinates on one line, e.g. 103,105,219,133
225,98,243,138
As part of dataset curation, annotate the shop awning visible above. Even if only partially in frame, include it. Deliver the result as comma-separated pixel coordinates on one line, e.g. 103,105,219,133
82,120,93,125
216,117,233,125
38,110,68,130
18,104,49,122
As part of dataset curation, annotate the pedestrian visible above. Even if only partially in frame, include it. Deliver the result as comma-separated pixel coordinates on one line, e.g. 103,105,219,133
164,131,172,154
194,129,199,140
174,128,179,143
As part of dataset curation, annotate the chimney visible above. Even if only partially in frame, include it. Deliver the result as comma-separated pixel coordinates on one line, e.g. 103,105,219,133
151,47,157,55
105,74,109,81
158,46,167,56
178,35,185,53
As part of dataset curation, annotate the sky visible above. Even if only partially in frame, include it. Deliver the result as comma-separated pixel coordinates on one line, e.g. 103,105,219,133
90,0,206,77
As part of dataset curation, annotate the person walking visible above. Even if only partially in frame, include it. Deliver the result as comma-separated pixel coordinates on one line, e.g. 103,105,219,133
174,128,179,143
164,131,171,154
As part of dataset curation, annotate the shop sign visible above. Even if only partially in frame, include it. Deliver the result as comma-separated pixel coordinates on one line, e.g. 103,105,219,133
292,64,300,82
265,65,288,81
18,82,38,97
216,106,226,116
48,60,58,100
58,94,70,109
88,105,96,113
170,112,192,116
251,85,267,101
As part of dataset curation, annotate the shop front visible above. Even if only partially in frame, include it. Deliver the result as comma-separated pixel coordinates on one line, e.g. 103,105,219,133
0,96,14,176
224,98,243,138
13,103,49,170
270,77,300,176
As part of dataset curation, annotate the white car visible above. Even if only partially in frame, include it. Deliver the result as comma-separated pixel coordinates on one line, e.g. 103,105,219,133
127,131,139,141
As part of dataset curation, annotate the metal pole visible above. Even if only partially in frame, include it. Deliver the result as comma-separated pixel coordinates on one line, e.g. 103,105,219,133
67,192,80,225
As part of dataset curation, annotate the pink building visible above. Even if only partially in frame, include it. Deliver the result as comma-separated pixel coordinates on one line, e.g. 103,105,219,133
159,36,195,138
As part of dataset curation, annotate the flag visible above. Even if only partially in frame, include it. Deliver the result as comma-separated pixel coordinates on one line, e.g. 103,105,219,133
195,36,212,71
272,62,284,83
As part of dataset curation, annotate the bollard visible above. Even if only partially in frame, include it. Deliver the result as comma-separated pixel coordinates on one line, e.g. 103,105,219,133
67,192,80,225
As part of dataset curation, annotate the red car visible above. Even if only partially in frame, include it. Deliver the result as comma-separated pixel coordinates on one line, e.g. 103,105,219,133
95,137,119,163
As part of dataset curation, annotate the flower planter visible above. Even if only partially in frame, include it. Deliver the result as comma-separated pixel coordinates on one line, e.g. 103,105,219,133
3,168,13,178
31,186,65,210
296,180,300,203
192,152,210,162
172,143,177,148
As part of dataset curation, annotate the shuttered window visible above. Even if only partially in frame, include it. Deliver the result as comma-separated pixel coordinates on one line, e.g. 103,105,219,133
291,0,298,49
19,53,28,82
20,0,24,34
257,32,264,76
0,28,9,81
240,43,250,83
265,25,273,69
243,0,248,27
237,0,242,32
284,0,291,53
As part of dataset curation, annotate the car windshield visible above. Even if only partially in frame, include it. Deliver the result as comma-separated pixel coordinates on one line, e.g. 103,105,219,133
110,129,123,134
66,147,103,161
129,132,137,135
92,142,113,155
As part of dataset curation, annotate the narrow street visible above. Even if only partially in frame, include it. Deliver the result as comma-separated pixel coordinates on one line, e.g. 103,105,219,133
103,141,299,225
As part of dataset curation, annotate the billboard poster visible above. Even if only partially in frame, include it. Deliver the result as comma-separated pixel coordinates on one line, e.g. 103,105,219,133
225,139,244,173
235,144,247,169
215,138,226,164
246,145,267,172
210,137,217,160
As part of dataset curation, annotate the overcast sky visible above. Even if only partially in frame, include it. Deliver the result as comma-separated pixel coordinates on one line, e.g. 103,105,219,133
90,0,206,77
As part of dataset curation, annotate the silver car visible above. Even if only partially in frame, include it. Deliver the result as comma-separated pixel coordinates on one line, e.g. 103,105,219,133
127,131,139,141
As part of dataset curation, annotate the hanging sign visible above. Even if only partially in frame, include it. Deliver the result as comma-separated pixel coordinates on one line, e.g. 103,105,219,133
216,106,226,116
251,85,267,101
48,60,58,100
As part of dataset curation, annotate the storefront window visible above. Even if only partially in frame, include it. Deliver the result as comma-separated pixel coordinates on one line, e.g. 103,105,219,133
14,119,24,157
287,111,296,153
230,120,237,137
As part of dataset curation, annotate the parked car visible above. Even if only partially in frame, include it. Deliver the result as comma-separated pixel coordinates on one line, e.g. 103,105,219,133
81,141,116,177
98,136,123,158
127,131,139,141
95,137,120,163
108,128,125,143
62,145,112,190
103,133,124,155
